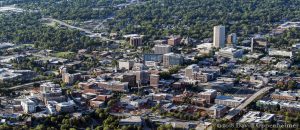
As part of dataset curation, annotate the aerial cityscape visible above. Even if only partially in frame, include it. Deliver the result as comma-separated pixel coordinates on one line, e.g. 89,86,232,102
0,0,300,130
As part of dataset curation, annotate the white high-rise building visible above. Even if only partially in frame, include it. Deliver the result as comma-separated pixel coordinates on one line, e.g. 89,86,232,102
213,25,226,48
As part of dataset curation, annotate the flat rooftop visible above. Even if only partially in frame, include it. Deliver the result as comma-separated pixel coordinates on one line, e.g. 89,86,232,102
215,95,246,103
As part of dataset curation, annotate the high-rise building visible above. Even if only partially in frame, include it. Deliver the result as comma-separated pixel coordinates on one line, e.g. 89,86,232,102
227,33,237,46
135,70,150,84
130,36,143,47
150,74,160,87
154,44,172,54
213,25,226,48
185,64,200,79
163,53,184,67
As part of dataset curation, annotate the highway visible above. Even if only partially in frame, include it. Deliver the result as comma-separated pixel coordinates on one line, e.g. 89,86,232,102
7,79,58,90
41,18,123,43
224,87,273,120
42,18,93,34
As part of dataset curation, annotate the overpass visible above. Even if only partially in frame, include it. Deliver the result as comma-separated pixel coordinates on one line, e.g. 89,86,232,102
7,79,56,90
224,87,273,120
42,18,93,34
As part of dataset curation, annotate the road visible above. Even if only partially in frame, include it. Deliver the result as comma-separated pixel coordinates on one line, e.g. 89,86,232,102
7,79,58,90
224,87,273,120
42,18,123,43
42,18,93,34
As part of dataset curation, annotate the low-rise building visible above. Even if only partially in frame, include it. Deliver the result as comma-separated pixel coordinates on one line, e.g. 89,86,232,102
154,44,172,54
130,36,143,47
119,60,134,70
119,116,142,126
185,64,216,83
197,43,213,54
40,82,66,104
21,98,36,114
227,33,237,46
163,53,184,67
238,111,275,123
0,68,36,83
168,36,181,46
268,49,294,58
215,96,246,107
208,104,227,118
275,60,292,69
56,101,76,113
89,95,112,108
120,73,137,88
97,81,129,92
218,47,244,59
143,54,163,62
62,73,81,84
198,89,217,104
271,90,300,101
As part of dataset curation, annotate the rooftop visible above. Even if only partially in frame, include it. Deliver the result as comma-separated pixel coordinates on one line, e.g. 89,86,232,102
209,104,227,110
199,89,217,95
119,116,142,123
215,95,246,103
239,111,275,123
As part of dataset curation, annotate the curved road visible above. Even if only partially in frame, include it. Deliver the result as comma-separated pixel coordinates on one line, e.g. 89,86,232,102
42,18,93,34
224,87,273,120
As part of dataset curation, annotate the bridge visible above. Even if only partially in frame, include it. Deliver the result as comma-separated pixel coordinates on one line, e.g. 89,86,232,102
224,87,273,120
42,18,93,34
7,79,57,90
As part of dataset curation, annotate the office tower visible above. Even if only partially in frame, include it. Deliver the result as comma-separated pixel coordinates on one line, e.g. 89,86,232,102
213,25,226,48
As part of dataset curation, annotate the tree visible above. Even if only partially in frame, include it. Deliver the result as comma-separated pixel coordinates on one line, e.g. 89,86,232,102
287,80,296,90
111,60,119,68
159,71,171,79
50,117,57,123
107,99,117,107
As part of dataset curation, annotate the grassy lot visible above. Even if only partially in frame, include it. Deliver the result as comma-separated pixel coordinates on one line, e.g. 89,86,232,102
54,51,76,59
